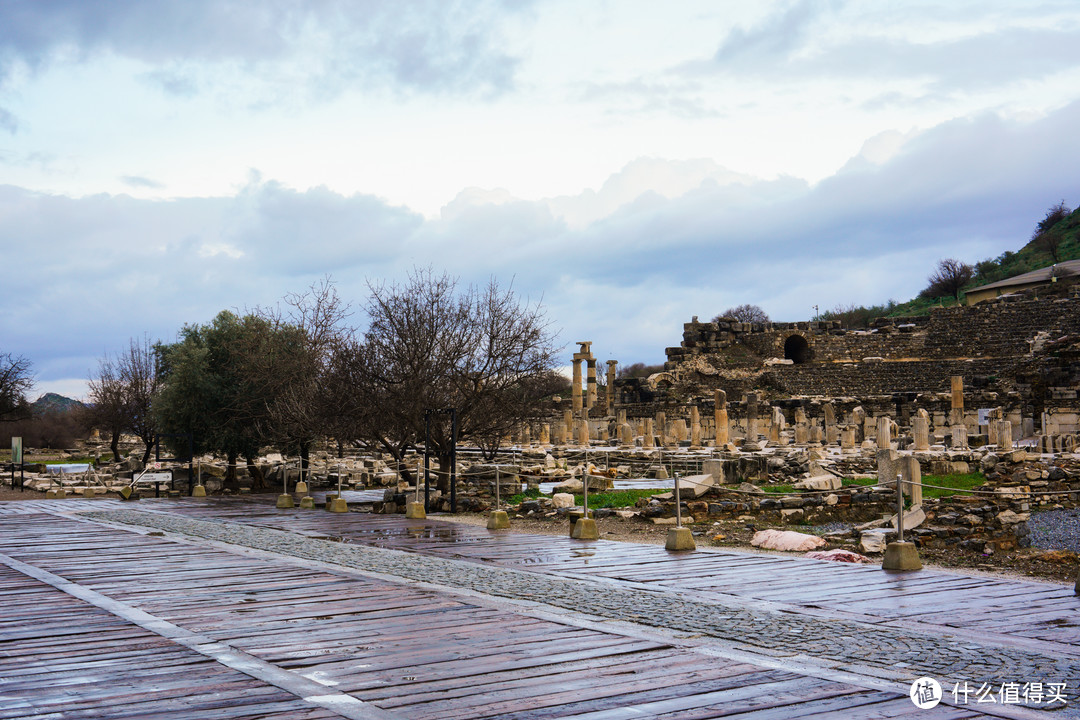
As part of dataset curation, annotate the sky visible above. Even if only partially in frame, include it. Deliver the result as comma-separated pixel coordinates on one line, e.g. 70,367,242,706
2,0,1080,400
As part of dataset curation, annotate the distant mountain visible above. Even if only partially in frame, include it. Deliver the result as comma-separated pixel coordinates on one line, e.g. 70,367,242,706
32,393,86,415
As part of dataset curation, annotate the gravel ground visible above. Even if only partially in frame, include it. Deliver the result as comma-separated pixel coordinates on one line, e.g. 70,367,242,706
1029,509,1080,552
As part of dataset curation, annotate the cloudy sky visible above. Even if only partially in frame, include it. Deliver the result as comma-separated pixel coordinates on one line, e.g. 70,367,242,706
3,0,1080,399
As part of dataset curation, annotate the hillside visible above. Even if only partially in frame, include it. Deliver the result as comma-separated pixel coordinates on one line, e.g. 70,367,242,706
32,393,86,415
816,203,1080,326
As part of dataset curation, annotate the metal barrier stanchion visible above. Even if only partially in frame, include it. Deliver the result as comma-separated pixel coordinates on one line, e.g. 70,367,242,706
192,459,207,497
487,464,510,529
406,460,426,519
883,471,921,570
571,467,598,540
276,459,295,509
665,471,695,550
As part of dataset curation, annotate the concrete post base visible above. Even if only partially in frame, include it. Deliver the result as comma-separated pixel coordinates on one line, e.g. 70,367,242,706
46,489,59,499
192,485,207,497
56,488,67,498
405,502,426,519
487,510,510,530
82,487,95,498
324,493,338,510
665,526,696,551
328,497,349,513
276,494,295,509
118,487,134,500
882,541,922,571
295,481,309,494
571,517,599,540
299,496,315,509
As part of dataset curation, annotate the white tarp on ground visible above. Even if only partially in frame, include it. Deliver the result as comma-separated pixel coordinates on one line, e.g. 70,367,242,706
45,464,91,474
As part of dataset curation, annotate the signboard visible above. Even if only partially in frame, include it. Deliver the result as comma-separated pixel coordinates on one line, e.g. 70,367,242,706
11,437,21,465
136,471,173,484
977,408,992,425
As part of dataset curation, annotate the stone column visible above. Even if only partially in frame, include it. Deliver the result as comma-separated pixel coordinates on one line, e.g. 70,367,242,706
912,416,930,451
794,423,809,445
769,407,784,444
563,409,574,445
618,423,633,445
824,402,838,444
840,425,856,450
951,425,968,449
571,357,583,416
540,423,551,445
643,418,655,448
656,411,667,446
606,360,618,411
586,357,597,411
794,407,807,426
950,376,965,427
690,406,701,448
673,418,688,443
877,416,892,449
745,393,759,441
577,419,590,446
714,390,729,446
851,406,866,443
998,420,1013,451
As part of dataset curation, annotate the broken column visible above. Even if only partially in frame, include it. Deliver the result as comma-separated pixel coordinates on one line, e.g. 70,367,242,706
571,353,584,417
824,402,838,444
950,376,965,427
769,407,784,444
841,425,856,450
745,392,759,441
540,423,551,445
563,409,574,445
673,418,688,443
912,416,930,451
606,360,617,410
951,424,968,449
656,411,667,446
998,420,1013,451
618,422,633,445
586,356,597,411
690,407,701,448
714,390,729,446
643,418,655,448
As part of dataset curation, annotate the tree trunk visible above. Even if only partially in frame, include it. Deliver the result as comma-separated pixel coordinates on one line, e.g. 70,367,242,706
110,431,121,462
437,453,452,495
224,451,240,491
245,454,266,491
141,440,154,466
336,439,344,458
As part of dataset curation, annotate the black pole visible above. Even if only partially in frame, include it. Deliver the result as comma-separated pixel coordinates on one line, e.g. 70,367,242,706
450,408,457,514
187,434,194,496
424,411,431,512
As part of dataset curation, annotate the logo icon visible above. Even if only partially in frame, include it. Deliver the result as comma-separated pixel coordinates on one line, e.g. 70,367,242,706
910,677,942,709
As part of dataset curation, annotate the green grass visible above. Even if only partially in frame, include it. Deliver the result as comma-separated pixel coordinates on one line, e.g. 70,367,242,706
762,478,875,494
507,487,542,505
919,472,985,499
573,489,668,509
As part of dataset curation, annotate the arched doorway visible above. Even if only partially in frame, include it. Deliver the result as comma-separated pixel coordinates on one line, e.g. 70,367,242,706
784,335,810,364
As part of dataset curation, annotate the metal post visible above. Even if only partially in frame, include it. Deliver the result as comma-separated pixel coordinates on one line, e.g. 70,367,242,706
283,457,288,497
495,465,500,510
896,471,905,543
424,411,431,512
450,409,458,514
187,434,194,496
675,471,682,528
583,465,589,518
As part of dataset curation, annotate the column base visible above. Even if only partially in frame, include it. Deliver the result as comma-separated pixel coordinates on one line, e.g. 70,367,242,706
276,494,295,509
882,541,922,571
328,498,349,513
295,481,309,494
665,526,696,551
192,485,207,497
571,517,599,540
487,510,510,530
299,496,315,509
405,502,426,519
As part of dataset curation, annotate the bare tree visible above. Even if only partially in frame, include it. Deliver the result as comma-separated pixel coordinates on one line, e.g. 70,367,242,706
88,336,160,463
923,258,974,301
0,351,33,422
713,304,770,324
344,268,559,492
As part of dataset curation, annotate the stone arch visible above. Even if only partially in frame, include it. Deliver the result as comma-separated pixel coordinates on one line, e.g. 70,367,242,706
645,372,676,390
783,334,811,364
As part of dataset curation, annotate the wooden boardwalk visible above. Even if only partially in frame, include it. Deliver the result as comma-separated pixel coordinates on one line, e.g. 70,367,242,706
0,504,999,719
153,498,1080,653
